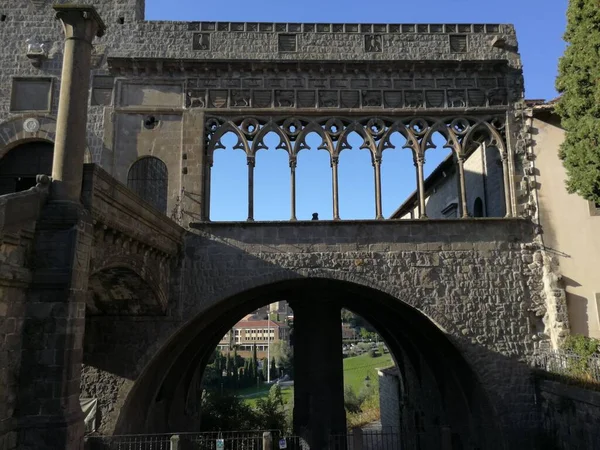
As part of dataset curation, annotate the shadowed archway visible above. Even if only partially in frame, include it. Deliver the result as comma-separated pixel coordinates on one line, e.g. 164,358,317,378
114,277,504,450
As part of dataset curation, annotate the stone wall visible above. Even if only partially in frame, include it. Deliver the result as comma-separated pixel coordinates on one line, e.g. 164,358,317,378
537,379,600,449
378,368,401,429
0,1,524,226
0,180,49,450
78,218,544,445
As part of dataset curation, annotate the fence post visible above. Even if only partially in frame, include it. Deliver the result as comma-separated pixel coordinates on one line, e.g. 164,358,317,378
441,426,452,450
352,427,363,450
170,434,180,450
263,432,272,450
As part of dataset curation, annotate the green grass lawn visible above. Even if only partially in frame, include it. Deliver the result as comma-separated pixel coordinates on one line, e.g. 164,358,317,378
238,352,394,407
343,352,394,393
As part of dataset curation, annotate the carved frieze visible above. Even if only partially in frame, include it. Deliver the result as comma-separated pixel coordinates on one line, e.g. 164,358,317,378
183,68,508,110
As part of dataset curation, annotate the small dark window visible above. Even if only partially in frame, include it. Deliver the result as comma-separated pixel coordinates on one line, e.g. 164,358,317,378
127,157,168,213
473,197,484,217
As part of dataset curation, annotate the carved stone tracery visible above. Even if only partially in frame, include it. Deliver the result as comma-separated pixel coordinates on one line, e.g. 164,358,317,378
205,114,507,162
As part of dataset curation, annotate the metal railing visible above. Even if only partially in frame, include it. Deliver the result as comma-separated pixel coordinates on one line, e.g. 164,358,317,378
85,430,282,450
329,428,402,450
534,350,600,383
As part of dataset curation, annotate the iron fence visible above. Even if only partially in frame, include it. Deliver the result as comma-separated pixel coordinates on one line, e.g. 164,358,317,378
534,350,600,383
85,430,282,450
329,427,402,450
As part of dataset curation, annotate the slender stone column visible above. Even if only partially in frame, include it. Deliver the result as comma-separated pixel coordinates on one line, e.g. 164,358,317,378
16,7,104,450
374,156,383,219
290,298,346,449
51,5,106,202
416,155,427,219
332,156,340,220
501,155,512,217
247,155,255,221
457,155,469,218
205,155,213,221
290,159,297,221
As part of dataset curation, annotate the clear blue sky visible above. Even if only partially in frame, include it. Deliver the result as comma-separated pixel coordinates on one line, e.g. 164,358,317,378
146,0,568,221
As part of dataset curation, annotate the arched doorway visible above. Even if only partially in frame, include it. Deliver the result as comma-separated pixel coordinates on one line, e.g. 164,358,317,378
112,278,503,450
0,141,53,195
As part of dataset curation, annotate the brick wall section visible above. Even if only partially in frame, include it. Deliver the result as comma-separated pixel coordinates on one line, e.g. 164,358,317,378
537,379,600,449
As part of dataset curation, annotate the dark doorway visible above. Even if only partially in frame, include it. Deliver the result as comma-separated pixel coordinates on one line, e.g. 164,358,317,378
0,141,53,195
473,197,484,218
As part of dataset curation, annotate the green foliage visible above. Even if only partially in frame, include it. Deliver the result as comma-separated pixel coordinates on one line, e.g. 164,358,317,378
561,334,600,380
563,334,600,357
200,387,289,432
253,384,288,431
200,390,260,431
555,0,600,203
270,341,294,378
343,386,362,413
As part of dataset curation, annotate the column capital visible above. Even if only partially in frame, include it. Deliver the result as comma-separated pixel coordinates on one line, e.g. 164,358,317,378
414,154,425,165
54,5,106,42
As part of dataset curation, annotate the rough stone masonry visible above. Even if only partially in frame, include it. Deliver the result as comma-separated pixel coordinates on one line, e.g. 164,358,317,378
0,1,570,449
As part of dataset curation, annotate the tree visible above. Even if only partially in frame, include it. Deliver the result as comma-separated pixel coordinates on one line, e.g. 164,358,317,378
555,0,600,203
271,340,294,377
270,357,278,380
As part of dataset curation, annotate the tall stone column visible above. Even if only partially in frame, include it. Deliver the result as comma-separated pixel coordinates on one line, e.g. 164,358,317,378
247,155,255,221
456,155,469,218
51,5,105,202
374,156,383,219
290,159,297,221
331,156,340,220
290,299,346,449
501,155,512,217
16,6,105,450
415,155,427,219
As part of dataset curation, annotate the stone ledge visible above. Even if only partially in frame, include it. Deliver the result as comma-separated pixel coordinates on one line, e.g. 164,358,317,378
538,379,600,407
81,164,184,256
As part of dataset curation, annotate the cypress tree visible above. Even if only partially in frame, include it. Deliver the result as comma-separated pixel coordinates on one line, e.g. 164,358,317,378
252,343,258,378
555,0,600,203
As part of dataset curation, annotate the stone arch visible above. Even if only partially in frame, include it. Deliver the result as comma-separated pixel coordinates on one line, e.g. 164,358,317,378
87,265,166,315
112,272,506,449
0,140,54,194
0,115,92,162
127,156,168,213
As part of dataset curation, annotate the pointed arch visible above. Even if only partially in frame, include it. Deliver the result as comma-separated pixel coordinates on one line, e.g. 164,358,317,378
421,118,460,155
462,120,507,158
293,120,334,160
377,119,419,157
335,121,376,158
207,121,250,155
251,122,293,157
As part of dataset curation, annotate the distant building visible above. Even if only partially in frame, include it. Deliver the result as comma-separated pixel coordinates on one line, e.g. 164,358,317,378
342,323,357,340
218,318,290,359
391,142,505,220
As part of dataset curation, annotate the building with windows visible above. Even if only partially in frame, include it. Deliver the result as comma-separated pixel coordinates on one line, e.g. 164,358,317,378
217,318,290,359
391,142,506,219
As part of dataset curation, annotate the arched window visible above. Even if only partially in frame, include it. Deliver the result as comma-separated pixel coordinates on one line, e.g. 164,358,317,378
127,156,168,213
0,141,53,195
473,197,484,218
